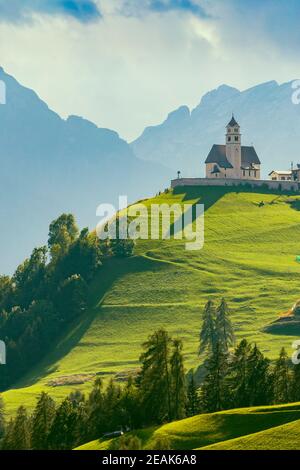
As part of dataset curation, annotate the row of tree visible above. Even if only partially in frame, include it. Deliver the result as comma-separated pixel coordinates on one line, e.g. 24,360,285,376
0,329,187,450
198,299,300,412
0,213,135,389
1,301,300,449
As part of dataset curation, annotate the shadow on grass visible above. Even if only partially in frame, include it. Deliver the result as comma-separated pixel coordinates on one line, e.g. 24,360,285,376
263,319,300,336
169,184,300,238
287,200,300,211
13,256,166,389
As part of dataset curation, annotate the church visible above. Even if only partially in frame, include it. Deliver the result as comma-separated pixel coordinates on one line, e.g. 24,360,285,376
205,116,261,180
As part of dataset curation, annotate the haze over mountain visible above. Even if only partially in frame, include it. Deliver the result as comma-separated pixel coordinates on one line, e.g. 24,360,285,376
0,67,170,274
2,69,300,275
131,81,300,178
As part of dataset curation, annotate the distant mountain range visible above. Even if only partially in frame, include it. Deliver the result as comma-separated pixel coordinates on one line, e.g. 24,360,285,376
131,81,300,178
1,68,300,274
0,67,170,274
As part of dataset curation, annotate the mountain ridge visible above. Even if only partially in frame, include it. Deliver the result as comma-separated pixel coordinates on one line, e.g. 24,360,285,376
0,67,170,274
131,79,300,178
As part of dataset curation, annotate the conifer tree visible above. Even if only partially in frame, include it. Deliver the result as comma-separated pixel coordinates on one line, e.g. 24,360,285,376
199,300,216,356
103,379,122,432
215,298,235,353
247,344,271,406
170,339,186,420
273,347,292,404
138,329,172,423
48,398,79,450
200,341,228,412
31,392,56,450
1,418,14,450
87,377,105,439
186,374,200,417
9,406,31,450
120,376,140,430
226,339,252,408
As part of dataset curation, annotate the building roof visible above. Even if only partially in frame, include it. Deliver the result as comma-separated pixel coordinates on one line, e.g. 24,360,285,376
268,170,292,176
241,146,261,166
205,145,233,169
227,116,239,127
205,144,261,167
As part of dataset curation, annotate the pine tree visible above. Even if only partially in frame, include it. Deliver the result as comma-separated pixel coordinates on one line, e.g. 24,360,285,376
200,341,228,412
87,378,105,440
273,347,292,404
8,406,31,450
170,339,186,420
138,329,172,424
186,374,200,417
1,418,15,450
31,392,56,450
226,339,252,408
120,376,140,430
48,398,79,450
199,300,216,356
247,344,271,406
103,379,122,432
215,298,235,353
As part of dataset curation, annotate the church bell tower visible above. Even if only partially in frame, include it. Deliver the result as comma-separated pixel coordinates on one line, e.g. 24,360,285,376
226,115,241,178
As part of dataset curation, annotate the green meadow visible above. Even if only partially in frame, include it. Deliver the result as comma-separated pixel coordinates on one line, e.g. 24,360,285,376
3,185,300,423
76,402,300,450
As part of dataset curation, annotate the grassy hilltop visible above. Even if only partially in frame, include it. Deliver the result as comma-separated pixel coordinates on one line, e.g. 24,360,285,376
3,186,300,417
76,402,300,450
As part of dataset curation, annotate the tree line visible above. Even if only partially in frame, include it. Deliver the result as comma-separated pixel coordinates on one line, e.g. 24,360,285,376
0,299,299,450
0,213,134,389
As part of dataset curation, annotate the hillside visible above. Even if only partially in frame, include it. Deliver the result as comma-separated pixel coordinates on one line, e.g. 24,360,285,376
131,81,300,177
0,67,169,274
76,402,300,450
3,185,300,417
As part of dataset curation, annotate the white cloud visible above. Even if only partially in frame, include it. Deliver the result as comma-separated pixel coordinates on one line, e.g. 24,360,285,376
0,2,299,141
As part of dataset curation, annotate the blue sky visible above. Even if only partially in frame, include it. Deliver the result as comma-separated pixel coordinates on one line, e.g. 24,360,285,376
0,0,299,139
0,0,101,22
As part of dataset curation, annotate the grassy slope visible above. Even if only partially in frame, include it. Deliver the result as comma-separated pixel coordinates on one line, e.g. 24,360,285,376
201,417,300,450
76,402,300,450
3,186,300,418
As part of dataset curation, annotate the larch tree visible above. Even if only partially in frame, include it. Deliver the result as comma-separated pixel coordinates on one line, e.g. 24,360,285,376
199,300,216,357
170,339,186,420
215,298,235,353
138,329,172,423
31,392,56,450
272,347,292,404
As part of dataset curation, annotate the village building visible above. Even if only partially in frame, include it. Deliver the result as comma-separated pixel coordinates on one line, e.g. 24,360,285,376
269,170,292,181
269,165,300,182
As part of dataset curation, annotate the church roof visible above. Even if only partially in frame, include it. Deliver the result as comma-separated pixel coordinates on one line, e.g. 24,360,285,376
227,116,239,127
205,145,233,169
205,144,261,167
241,146,261,165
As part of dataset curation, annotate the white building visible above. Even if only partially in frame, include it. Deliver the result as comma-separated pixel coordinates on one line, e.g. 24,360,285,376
269,170,292,181
205,116,261,180
269,166,300,182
